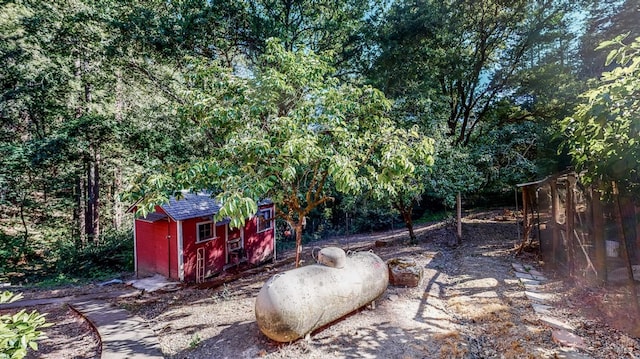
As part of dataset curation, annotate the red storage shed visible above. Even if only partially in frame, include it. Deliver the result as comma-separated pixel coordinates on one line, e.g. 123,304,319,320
132,193,275,283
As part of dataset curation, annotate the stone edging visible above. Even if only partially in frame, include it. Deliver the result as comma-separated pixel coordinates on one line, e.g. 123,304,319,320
67,302,103,357
512,262,593,359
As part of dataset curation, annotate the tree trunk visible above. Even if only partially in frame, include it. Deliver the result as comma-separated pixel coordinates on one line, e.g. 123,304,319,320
565,175,577,277
637,204,640,265
550,180,560,267
84,147,101,243
402,208,416,243
294,222,303,268
621,196,638,263
76,174,86,247
456,192,462,244
113,71,123,231
85,160,94,242
393,199,416,243
113,167,123,230
115,70,123,122
93,152,100,243
19,191,28,246
591,187,607,284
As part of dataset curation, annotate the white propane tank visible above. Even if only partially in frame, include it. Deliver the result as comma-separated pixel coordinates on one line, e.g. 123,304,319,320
255,247,388,342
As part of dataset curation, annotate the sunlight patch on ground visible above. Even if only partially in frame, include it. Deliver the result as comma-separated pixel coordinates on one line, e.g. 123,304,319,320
456,277,499,289
470,290,500,298
481,248,513,257
449,296,510,322
388,293,457,335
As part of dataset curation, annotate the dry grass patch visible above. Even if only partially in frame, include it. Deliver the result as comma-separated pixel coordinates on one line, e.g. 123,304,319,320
434,331,468,358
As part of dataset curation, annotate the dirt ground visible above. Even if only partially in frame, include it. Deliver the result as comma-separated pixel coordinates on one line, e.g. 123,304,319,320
11,211,640,358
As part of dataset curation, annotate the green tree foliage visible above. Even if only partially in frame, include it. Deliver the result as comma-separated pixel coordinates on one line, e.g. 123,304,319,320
368,131,434,242
2,0,627,282
111,0,249,65
367,0,580,206
563,34,640,193
425,137,484,208
371,0,571,145
0,292,50,359
243,0,378,68
127,40,434,265
580,0,640,79
0,0,197,281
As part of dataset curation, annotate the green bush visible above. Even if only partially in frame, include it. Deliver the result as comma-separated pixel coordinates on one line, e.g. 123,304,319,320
54,229,134,279
0,233,30,275
415,210,451,224
0,291,50,359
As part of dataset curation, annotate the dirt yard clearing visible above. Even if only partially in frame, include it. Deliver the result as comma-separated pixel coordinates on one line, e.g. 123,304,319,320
15,212,640,358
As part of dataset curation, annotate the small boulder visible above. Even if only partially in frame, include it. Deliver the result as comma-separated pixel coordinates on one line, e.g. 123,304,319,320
387,258,423,287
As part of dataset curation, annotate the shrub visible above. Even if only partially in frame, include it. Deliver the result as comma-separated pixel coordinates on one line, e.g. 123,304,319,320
0,291,50,359
0,233,29,275
54,229,134,279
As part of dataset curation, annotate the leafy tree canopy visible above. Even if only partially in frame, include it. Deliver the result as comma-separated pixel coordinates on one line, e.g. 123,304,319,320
126,40,434,264
370,0,572,146
562,34,640,193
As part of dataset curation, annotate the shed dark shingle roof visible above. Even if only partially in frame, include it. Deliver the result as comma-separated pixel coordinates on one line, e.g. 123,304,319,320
146,192,273,221
161,193,221,221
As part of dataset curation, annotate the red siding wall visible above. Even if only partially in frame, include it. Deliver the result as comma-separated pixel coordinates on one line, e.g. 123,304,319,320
135,203,275,282
181,218,226,282
135,207,178,278
245,204,275,265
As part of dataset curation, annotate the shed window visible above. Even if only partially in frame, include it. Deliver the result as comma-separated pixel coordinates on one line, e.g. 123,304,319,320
196,221,216,243
257,207,273,233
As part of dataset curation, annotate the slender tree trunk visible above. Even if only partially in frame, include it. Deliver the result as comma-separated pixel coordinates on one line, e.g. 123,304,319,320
621,196,638,263
85,159,94,242
115,70,123,122
565,175,577,277
93,152,100,243
394,199,416,243
113,70,123,230
294,222,303,268
85,156,100,243
636,204,640,265
74,58,83,117
402,208,416,243
76,174,86,246
456,192,462,244
550,180,560,267
19,191,28,246
113,167,123,230
591,187,607,284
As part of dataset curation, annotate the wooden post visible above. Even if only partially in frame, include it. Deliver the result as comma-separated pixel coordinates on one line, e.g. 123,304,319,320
550,180,560,267
592,187,607,283
515,188,520,242
566,174,577,276
621,197,638,263
613,181,640,316
522,188,529,237
637,204,640,264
